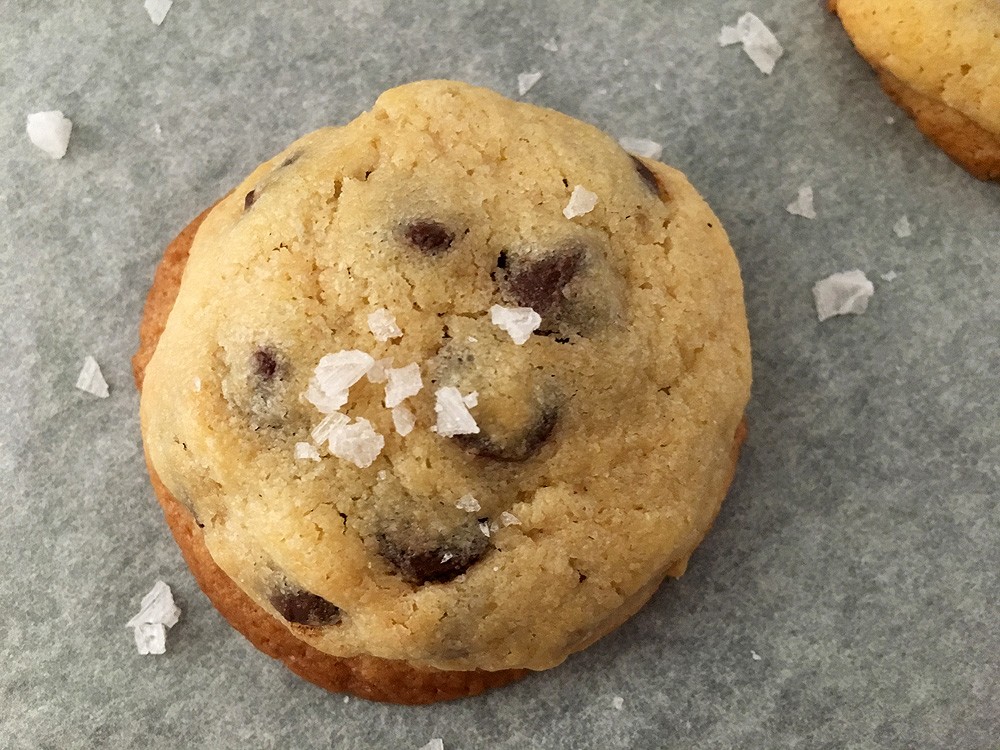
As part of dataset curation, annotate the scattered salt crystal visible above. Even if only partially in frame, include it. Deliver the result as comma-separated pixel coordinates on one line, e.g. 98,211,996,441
563,185,599,219
456,494,481,513
343,695,349,704
192,377,201,392
813,270,875,322
881,270,898,282
618,137,663,160
893,215,912,238
517,72,543,96
153,122,162,137
377,470,387,481
653,81,663,92
294,442,321,462
542,38,559,52
479,520,491,538
500,511,521,527
490,304,541,345
144,0,172,25
434,386,479,437
391,405,416,436
367,308,402,342
384,363,423,408
441,552,455,563
786,185,816,219
462,391,478,408
26,111,72,159
366,357,392,384
418,741,444,750
304,350,374,413
466,336,478,344
325,417,384,468
311,412,350,445
126,581,180,655
75,356,109,398
719,13,783,75
885,116,896,125
612,696,624,710
751,650,762,661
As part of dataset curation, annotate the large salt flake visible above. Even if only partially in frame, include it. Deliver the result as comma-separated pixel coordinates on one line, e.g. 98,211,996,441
384,363,423,408
27,111,72,159
367,308,402,342
813,270,874,322
76,356,109,398
304,350,374,414
490,304,541,345
391,405,415,436
144,0,172,25
126,581,181,655
434,387,479,437
563,185,598,219
618,137,663,160
326,417,384,468
786,185,816,219
719,13,783,75
517,72,543,96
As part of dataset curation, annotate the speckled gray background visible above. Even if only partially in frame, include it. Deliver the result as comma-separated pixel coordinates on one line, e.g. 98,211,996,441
1,1,997,748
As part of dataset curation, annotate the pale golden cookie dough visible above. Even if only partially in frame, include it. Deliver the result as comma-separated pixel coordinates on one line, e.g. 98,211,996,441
832,0,1000,180
138,80,751,693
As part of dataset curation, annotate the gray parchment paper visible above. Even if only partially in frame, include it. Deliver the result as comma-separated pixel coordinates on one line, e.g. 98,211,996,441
1,1,997,748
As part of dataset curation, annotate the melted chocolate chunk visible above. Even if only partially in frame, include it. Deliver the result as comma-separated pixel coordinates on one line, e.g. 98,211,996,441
454,406,557,462
244,189,257,211
251,347,279,381
269,588,341,627
631,155,661,195
499,249,583,315
376,530,490,585
403,220,455,256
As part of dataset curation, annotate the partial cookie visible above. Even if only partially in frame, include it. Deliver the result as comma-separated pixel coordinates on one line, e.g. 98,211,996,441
831,0,1000,180
136,80,751,701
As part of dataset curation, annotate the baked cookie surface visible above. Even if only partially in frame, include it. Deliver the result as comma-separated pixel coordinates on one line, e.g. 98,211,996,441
832,0,1000,180
137,80,751,683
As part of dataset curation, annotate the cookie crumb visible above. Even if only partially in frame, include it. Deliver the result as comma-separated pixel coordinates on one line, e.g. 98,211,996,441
517,72,543,96
719,13,783,75
192,377,201,392
126,581,180,656
563,185,599,219
143,0,172,25
434,386,480,437
612,696,624,710
305,350,375,413
813,270,874,321
880,270,898,282
542,38,559,52
76,356,109,398
893,215,912,238
384,363,423,408
456,494,481,513
26,110,72,159
418,741,444,750
490,304,541,345
618,137,663,160
751,650,762,661
367,308,403,342
786,185,816,219
391,405,416,436
500,511,521,527
478,520,491,537
325,417,384,468
294,442,321,462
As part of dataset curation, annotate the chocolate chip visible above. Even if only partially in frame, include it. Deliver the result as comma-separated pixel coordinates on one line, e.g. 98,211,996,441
279,151,301,168
376,529,490,585
499,249,583,315
269,588,341,627
244,189,257,211
631,155,661,195
251,347,279,381
403,220,455,256
454,405,557,462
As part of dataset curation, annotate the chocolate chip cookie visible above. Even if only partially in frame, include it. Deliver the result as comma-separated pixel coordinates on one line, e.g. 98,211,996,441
135,80,751,703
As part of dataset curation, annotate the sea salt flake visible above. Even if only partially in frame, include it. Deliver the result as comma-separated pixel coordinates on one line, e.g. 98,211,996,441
543,38,559,52
813,270,875,322
786,185,816,219
618,137,663,160
367,308,402,342
479,520,491,537
881,270,898,282
893,215,912,238
490,304,541,345
305,350,374,413
384,363,423,408
366,357,393,384
441,552,455,563
418,741,444,750
612,696,625,710
132,623,167,655
462,391,478,408
456,494,481,513
126,581,180,655
500,511,521,527
343,695,350,704
192,377,201,392
434,386,479,437
751,650,762,661
294,442,321,462
144,0,172,25
720,13,783,75
75,356,109,398
26,111,72,159
518,71,543,95
885,116,896,125
391,405,416,436
311,412,350,444
326,417,384,468
563,185,599,219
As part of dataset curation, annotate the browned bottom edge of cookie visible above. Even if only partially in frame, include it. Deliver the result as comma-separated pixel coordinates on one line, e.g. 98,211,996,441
132,205,747,704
